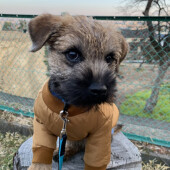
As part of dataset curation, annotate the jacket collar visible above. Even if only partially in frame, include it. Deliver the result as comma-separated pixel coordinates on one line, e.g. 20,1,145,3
42,80,88,116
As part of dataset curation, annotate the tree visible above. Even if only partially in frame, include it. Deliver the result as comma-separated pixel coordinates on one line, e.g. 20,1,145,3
141,0,170,113
120,0,169,113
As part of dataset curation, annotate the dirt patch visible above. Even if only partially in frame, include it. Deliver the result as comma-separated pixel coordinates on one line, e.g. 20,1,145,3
0,31,48,99
0,110,33,127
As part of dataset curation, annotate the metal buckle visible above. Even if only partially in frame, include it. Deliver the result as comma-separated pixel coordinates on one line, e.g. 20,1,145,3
60,110,69,136
60,110,69,122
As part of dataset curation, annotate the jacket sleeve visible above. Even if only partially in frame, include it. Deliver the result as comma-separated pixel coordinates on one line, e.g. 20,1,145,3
84,116,113,168
112,103,119,127
84,103,119,168
32,116,57,164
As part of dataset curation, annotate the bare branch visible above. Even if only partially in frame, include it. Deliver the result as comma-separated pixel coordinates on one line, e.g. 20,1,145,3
163,0,169,14
154,0,162,42
143,0,153,15
143,0,163,54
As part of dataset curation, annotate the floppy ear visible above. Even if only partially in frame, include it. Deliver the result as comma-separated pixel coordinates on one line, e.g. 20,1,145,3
120,34,128,63
28,14,71,52
116,33,128,73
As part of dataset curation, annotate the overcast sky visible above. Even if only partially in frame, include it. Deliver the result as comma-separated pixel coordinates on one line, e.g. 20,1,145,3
1,0,169,16
0,0,142,16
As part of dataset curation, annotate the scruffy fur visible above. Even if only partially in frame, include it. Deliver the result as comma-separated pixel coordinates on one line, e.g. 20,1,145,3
28,14,128,170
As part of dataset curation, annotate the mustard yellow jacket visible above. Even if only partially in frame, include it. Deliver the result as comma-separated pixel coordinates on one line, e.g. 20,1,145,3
32,81,119,169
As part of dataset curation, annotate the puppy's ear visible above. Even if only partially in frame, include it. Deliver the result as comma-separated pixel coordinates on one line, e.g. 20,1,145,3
120,34,128,63
28,14,71,52
116,33,128,72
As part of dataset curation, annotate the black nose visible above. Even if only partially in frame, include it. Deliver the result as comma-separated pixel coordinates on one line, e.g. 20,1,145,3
89,83,107,96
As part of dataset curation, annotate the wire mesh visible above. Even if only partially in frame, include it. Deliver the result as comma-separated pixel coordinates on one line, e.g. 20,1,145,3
0,14,169,147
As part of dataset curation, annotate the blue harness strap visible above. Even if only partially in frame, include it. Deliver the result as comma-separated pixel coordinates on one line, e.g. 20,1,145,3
51,91,65,103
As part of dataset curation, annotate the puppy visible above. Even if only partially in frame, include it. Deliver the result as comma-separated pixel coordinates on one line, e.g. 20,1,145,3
28,14,128,170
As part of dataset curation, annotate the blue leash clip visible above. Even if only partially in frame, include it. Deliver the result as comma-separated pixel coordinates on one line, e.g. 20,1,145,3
58,109,69,170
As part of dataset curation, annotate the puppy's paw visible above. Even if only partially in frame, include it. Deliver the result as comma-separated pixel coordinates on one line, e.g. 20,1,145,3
53,147,80,162
53,148,72,162
28,163,52,170
53,149,59,162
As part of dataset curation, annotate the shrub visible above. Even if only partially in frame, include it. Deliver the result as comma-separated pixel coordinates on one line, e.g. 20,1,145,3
2,22,15,31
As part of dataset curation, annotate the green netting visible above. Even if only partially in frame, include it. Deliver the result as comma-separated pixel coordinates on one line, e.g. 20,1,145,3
0,14,169,147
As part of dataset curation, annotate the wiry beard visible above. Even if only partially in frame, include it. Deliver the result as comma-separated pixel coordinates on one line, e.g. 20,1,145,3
49,68,117,108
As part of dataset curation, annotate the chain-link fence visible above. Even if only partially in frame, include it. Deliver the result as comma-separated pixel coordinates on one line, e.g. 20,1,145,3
0,14,169,147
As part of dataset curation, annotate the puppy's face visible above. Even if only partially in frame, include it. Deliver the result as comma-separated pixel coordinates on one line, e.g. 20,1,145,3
29,14,128,107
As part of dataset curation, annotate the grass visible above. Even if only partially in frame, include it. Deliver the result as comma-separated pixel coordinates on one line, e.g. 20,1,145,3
142,159,169,170
0,132,29,170
120,84,170,122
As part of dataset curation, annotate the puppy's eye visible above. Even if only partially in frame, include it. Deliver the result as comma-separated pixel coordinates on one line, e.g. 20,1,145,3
65,49,83,63
105,53,116,64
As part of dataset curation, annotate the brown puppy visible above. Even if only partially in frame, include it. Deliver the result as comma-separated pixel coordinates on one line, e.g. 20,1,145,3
28,14,128,170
